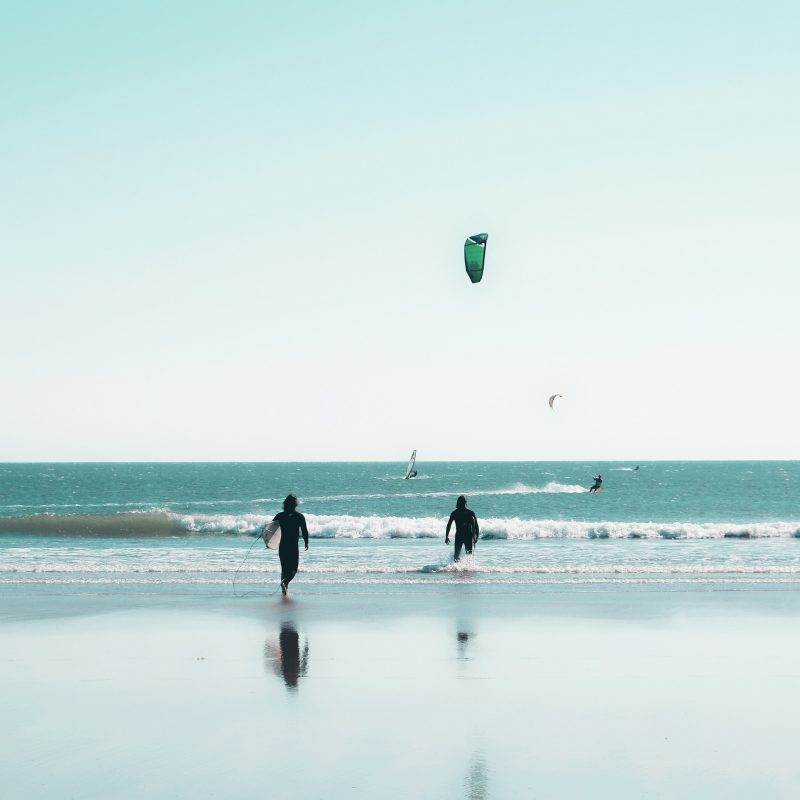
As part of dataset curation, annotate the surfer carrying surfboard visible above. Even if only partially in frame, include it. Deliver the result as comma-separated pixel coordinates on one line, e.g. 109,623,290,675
445,495,480,561
267,494,309,595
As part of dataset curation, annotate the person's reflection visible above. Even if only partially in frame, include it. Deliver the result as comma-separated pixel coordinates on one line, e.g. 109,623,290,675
464,750,489,799
456,619,475,660
264,623,309,691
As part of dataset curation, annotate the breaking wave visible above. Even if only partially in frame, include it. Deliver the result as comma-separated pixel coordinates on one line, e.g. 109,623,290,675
179,514,800,540
2,511,799,540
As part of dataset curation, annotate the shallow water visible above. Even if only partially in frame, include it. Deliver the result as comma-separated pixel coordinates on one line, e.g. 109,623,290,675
1,462,798,586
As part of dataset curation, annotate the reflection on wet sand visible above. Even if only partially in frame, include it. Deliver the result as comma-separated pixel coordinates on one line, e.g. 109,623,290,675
457,619,476,660
264,623,309,691
465,750,489,799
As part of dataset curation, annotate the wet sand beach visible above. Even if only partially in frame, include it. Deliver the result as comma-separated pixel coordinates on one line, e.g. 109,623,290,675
3,583,800,799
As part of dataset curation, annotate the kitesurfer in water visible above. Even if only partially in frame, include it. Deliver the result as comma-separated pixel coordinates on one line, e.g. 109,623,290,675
445,495,480,561
589,475,603,493
271,494,309,595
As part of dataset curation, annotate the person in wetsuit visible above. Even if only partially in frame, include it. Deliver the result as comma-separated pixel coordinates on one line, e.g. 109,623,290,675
445,495,479,561
271,493,309,595
589,474,603,493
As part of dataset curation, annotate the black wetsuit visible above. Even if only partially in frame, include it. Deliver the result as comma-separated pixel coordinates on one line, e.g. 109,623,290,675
272,510,309,586
447,508,479,560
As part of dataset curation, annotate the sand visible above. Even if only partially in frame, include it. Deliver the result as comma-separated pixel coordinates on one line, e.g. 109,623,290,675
3,583,800,799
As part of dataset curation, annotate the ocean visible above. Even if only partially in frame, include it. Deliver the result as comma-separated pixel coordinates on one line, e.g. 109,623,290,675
1,461,798,589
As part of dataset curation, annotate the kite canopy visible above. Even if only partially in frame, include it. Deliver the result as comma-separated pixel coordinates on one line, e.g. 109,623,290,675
548,394,563,409
464,233,488,283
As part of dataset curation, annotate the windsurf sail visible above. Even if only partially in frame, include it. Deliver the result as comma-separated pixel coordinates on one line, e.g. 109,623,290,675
404,450,418,479
464,233,488,283
548,393,563,409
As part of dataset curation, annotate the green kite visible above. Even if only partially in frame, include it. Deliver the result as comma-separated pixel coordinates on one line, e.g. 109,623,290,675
464,233,488,283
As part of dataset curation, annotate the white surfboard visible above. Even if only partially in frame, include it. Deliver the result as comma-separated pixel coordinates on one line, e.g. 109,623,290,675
263,522,282,550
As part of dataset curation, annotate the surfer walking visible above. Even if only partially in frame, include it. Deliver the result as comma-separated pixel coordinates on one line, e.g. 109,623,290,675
270,494,309,595
589,474,603,493
446,495,480,561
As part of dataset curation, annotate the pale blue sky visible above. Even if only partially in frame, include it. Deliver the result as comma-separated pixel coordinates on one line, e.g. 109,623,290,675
2,1,798,460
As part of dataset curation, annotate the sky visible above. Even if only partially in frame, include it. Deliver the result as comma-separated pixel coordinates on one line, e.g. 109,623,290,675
1,0,798,461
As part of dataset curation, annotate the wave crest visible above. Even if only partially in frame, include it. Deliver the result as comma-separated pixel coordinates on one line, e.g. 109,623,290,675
2,512,798,540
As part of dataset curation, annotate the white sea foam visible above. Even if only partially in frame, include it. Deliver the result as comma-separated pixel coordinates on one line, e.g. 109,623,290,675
4,576,800,587
470,482,587,496
5,510,798,541
301,482,587,502
6,563,800,575
473,518,800,540
175,512,270,534
170,513,800,540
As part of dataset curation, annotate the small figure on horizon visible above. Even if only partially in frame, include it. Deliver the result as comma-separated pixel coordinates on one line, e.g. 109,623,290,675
271,494,309,595
446,495,480,561
589,474,603,493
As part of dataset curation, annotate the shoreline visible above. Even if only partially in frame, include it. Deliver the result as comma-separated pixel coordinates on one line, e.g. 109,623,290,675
5,578,800,623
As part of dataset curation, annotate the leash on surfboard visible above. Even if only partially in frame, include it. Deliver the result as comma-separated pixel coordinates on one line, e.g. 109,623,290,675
232,527,281,598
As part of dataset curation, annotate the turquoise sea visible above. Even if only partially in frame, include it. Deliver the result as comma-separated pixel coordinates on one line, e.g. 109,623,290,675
1,461,798,588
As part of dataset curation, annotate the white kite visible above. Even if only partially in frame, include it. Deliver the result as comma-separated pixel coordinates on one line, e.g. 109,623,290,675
548,394,563,409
